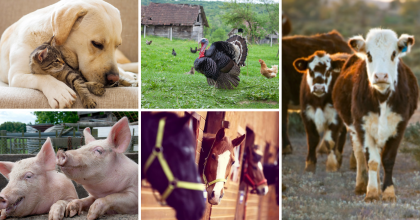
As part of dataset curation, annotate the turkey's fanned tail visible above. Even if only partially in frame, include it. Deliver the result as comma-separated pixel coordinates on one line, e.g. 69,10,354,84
226,35,248,67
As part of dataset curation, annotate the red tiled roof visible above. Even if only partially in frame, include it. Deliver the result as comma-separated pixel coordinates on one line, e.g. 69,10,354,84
141,3,209,27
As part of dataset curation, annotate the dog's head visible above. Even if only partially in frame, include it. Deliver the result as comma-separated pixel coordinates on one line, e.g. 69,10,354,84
51,0,122,86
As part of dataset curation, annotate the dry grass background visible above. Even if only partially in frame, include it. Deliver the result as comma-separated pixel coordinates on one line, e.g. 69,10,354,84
282,133,420,219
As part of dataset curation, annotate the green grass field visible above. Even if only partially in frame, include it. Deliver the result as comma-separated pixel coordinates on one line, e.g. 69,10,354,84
141,35,279,109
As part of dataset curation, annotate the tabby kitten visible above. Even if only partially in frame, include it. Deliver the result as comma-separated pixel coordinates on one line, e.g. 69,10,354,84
29,36,105,108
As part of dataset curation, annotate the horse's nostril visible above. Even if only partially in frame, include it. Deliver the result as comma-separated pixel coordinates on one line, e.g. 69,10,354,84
220,193,224,198
211,191,215,199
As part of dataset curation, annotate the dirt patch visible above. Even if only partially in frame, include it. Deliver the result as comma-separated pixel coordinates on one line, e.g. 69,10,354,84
408,101,420,125
282,135,420,219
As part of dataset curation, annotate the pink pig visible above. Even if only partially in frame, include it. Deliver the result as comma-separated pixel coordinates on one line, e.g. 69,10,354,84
56,117,138,220
0,137,78,220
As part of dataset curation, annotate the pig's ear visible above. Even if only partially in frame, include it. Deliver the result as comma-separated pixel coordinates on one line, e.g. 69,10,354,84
0,162,14,180
107,117,131,153
83,127,96,144
36,137,56,170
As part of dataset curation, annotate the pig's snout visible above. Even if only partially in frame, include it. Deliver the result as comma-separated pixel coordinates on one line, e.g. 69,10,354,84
0,195,9,209
56,150,67,166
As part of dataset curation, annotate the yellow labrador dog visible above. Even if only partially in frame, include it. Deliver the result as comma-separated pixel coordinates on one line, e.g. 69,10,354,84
0,0,137,108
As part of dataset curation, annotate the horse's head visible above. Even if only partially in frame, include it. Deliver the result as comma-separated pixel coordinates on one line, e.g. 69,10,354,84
141,112,205,220
244,144,268,195
203,128,246,205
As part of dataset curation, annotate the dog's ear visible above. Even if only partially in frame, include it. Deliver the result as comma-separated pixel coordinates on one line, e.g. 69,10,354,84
51,3,88,46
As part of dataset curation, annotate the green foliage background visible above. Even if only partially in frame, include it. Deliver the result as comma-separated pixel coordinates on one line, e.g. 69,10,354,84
141,0,279,42
0,122,26,133
33,112,79,124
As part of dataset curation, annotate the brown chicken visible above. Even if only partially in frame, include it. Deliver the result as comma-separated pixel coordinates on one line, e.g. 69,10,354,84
259,59,278,78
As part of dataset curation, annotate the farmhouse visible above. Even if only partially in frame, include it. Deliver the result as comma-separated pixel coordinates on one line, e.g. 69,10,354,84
141,3,209,41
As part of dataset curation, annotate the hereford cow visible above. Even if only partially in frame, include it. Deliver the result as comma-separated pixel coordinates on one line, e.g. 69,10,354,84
293,51,349,172
282,31,352,154
282,13,292,36
333,28,418,202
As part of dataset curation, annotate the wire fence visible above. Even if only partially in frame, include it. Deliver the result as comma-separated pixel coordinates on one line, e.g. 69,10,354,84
0,135,138,154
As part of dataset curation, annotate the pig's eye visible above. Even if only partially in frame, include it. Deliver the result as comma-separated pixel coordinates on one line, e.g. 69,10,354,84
24,172,33,179
95,149,102,154
231,161,235,166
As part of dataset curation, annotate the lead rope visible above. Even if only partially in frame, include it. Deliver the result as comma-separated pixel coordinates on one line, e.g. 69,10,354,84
144,118,205,205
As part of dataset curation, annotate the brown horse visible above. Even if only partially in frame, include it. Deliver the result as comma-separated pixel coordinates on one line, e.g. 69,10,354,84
243,144,268,195
202,128,246,205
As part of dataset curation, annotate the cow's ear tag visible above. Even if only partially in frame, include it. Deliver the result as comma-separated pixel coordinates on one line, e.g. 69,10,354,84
402,46,408,53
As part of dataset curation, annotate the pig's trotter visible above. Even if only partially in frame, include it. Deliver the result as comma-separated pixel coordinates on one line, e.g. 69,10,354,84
0,209,5,220
87,198,108,220
66,197,95,218
49,200,68,220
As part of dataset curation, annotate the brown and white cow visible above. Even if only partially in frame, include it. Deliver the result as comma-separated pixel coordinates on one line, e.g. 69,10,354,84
333,28,418,202
293,51,349,172
282,31,352,154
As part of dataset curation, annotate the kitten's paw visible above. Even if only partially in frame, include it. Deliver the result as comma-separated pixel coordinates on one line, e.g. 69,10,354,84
85,82,106,96
82,97,97,109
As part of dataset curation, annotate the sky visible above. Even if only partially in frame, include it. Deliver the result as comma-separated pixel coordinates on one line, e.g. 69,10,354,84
0,111,36,125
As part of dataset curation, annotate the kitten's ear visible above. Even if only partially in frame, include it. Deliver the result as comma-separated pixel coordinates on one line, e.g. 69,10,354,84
46,36,55,46
38,48,48,62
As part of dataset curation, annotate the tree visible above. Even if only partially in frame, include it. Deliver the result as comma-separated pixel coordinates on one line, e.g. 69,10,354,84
221,0,268,43
33,112,79,125
211,28,226,42
0,122,26,133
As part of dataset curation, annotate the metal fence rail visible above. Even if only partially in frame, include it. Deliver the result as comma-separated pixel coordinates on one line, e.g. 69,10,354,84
0,136,138,154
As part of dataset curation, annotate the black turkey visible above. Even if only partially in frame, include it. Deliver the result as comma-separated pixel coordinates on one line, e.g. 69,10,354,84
190,47,197,53
194,35,248,89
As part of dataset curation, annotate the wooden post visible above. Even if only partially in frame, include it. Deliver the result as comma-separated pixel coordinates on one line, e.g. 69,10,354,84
170,26,173,41
73,129,75,137
92,129,98,139
132,128,135,152
38,131,41,148
270,35,272,47
55,130,58,138
0,130,6,154
144,25,146,38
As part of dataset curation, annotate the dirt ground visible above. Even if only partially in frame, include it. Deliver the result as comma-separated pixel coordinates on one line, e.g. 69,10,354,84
282,135,420,219
7,213,138,220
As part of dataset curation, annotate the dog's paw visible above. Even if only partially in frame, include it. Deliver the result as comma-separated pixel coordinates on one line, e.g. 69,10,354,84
43,80,77,109
85,82,106,96
119,77,138,87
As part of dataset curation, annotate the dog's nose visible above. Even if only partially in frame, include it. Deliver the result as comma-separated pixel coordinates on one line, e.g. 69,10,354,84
106,72,119,85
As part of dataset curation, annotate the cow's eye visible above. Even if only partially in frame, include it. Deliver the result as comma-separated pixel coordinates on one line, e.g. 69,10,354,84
367,52,372,62
391,51,396,61
91,41,104,50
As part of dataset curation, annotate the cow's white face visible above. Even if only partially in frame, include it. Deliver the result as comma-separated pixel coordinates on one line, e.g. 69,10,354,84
349,29,415,94
294,51,343,97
